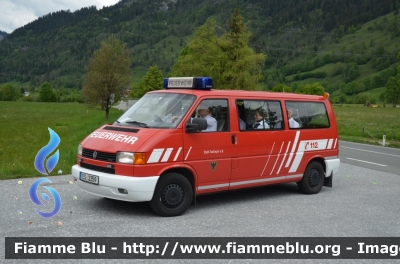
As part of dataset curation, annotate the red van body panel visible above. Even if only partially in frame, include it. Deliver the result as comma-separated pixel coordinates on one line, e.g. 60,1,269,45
72,87,340,213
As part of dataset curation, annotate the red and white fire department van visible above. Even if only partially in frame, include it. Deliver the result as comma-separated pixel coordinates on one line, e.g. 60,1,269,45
72,77,340,216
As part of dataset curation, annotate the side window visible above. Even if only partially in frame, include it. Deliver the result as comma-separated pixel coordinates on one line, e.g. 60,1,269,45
193,99,229,132
285,102,330,129
236,99,284,130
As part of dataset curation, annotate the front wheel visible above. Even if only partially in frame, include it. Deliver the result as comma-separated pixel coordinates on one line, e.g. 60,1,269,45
150,173,193,217
297,161,324,194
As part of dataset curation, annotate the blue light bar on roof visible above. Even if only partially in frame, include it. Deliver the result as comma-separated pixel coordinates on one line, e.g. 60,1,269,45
163,77,213,90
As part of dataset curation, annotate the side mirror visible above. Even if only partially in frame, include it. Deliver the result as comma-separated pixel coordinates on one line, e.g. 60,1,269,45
186,118,207,132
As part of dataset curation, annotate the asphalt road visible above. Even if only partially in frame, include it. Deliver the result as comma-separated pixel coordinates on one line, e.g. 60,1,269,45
339,141,400,175
1,160,400,263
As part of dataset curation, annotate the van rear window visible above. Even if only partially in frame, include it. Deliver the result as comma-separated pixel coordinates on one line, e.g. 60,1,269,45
285,102,330,129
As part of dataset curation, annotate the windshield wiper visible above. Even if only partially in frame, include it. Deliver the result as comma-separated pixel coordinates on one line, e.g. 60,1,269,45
124,121,149,128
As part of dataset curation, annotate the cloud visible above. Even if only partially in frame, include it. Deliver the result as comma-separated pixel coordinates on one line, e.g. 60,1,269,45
0,0,119,33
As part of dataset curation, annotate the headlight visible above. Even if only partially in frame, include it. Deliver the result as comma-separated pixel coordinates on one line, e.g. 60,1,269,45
116,152,146,165
78,144,82,155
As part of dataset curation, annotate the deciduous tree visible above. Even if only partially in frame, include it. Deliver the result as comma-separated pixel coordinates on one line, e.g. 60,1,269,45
271,83,291,92
296,83,325,95
39,82,56,102
130,66,164,98
0,84,20,101
385,75,400,107
82,35,131,119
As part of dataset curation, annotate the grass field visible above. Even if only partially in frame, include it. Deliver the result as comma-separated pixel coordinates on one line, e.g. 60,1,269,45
0,102,122,179
332,104,400,147
0,102,399,179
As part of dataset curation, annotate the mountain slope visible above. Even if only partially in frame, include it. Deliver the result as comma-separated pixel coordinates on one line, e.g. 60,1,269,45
0,0,398,90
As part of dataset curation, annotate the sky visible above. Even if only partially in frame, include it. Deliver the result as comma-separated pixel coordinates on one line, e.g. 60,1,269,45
0,0,120,34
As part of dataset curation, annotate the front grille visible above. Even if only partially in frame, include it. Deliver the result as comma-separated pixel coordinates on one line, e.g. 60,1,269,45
82,148,116,162
80,162,115,174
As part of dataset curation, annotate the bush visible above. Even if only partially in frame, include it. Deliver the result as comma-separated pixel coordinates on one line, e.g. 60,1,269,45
39,82,57,102
0,84,21,101
351,94,369,104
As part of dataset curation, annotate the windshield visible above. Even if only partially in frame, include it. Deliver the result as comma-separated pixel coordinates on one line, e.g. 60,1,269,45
116,93,196,128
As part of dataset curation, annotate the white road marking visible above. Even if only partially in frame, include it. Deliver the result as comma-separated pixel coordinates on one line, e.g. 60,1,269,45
341,146,400,158
346,158,387,167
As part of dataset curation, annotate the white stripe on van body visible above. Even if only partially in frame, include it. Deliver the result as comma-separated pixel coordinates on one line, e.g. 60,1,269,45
147,147,185,163
261,142,275,176
185,146,192,160
270,142,285,175
148,148,165,163
198,174,303,190
277,141,291,174
285,131,300,168
289,139,329,173
173,147,182,161
327,139,333,149
161,148,173,162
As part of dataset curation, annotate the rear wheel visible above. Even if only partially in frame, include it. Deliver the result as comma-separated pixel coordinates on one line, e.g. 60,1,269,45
150,173,193,217
297,161,324,194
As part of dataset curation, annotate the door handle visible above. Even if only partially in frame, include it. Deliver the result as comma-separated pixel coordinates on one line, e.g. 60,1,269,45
231,134,236,144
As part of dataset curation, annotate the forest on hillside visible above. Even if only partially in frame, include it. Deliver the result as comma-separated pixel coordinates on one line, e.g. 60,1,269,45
0,0,399,99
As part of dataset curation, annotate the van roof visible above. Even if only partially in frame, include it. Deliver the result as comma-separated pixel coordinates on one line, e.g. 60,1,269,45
150,89,326,101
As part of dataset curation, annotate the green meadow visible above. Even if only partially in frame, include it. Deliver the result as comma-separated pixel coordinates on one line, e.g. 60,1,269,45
332,104,400,147
0,102,121,179
0,102,399,179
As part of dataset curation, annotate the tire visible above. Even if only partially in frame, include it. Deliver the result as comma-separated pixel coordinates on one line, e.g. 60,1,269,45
150,173,193,217
297,161,324,194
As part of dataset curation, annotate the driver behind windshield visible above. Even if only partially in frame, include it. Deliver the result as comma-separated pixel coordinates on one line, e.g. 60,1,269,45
162,100,182,123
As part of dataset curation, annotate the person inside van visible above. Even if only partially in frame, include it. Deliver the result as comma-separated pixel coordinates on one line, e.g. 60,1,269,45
287,107,300,128
197,101,217,132
162,100,182,123
252,108,270,129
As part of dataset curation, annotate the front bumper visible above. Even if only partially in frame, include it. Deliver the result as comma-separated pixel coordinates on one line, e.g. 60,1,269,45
72,165,159,202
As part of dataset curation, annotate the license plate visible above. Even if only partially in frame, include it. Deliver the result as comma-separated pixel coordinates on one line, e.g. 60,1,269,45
80,172,99,185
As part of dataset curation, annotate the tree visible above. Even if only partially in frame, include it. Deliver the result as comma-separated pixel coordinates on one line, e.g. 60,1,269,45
171,9,266,90
170,19,222,81
0,84,20,101
39,82,56,102
82,35,131,119
338,93,348,104
130,66,164,98
296,83,325,95
383,51,400,107
385,76,400,107
218,8,266,89
271,83,291,92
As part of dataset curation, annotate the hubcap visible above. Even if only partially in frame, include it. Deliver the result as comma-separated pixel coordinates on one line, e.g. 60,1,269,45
308,169,320,187
161,184,184,208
